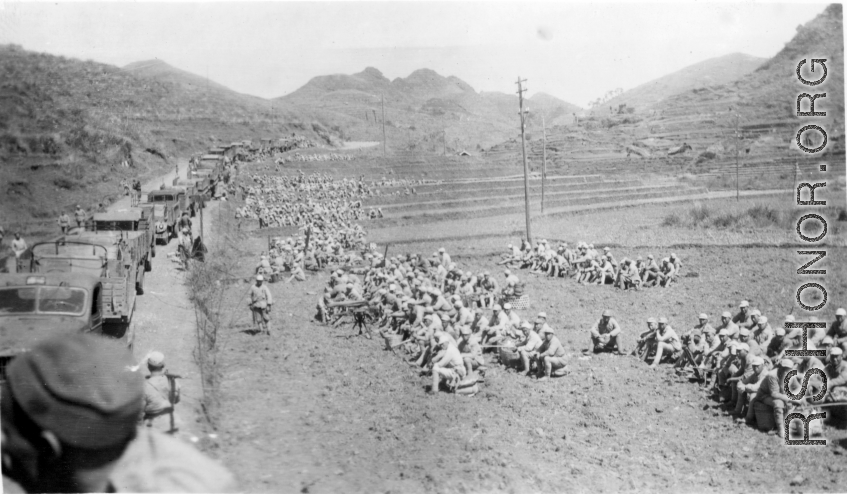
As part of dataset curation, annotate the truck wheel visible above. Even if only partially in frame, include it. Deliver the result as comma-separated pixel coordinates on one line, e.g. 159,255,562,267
145,257,152,272
151,244,156,258
136,270,145,295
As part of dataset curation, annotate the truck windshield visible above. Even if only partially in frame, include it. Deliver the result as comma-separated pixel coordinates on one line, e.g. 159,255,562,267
151,195,175,201
0,287,87,316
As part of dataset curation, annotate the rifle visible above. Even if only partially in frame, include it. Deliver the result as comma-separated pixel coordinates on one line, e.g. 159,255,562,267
164,371,183,433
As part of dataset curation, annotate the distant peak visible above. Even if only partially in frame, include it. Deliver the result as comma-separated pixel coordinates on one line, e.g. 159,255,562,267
124,59,169,70
358,67,385,78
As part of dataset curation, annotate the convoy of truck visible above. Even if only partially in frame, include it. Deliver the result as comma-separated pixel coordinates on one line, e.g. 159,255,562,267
0,137,278,376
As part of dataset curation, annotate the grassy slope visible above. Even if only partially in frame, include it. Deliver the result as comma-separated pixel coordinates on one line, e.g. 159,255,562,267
0,44,359,247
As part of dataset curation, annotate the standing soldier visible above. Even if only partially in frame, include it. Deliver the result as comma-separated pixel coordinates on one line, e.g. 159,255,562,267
142,351,181,433
249,274,274,335
177,211,192,239
11,232,27,273
74,205,86,230
132,179,142,206
57,211,71,234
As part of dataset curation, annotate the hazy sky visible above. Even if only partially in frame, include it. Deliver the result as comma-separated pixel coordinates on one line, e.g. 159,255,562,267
0,2,829,106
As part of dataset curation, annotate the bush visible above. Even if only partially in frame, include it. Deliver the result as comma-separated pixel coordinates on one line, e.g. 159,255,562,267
661,212,682,227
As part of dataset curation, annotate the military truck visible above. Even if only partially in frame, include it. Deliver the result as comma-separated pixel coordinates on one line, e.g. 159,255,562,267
90,206,157,257
144,188,190,242
0,273,134,378
29,229,150,330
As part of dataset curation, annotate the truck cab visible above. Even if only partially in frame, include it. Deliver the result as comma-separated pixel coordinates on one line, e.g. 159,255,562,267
0,273,132,377
146,188,188,236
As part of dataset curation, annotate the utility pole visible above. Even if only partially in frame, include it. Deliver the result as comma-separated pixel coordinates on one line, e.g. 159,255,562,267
381,94,387,157
733,105,739,202
516,76,532,244
542,115,547,214
443,117,446,156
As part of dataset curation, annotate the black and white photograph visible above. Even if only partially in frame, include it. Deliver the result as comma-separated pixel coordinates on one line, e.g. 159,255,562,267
0,1,845,492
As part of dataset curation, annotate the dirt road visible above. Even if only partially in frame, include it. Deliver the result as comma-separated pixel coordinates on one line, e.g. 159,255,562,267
112,162,211,444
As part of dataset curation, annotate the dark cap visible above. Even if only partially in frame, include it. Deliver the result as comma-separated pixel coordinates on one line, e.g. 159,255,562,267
6,333,143,449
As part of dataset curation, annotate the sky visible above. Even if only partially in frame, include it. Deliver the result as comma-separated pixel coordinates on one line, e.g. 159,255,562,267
0,2,830,107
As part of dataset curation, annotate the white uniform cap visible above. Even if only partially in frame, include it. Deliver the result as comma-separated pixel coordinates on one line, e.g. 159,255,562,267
751,356,765,366
503,303,512,310
698,313,708,320
831,347,844,356
837,308,847,316
147,351,165,367
739,300,749,308
255,274,264,281
721,311,732,318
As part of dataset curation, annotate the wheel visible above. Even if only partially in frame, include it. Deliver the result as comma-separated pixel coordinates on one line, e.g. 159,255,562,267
151,244,156,258
145,257,152,272
136,269,145,295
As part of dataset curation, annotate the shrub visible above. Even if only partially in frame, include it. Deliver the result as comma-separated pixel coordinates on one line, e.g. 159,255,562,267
661,212,682,227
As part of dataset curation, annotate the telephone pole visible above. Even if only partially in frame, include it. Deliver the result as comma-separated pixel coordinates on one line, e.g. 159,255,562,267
443,117,446,156
733,105,739,202
516,77,532,244
542,114,547,214
381,94,387,157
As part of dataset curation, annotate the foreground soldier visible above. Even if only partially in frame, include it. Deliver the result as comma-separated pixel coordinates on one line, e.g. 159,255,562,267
248,274,274,334
537,326,567,381
590,309,623,354
57,211,71,234
650,318,681,368
458,326,484,377
0,333,235,492
749,359,807,438
429,335,466,394
515,321,542,376
142,352,181,433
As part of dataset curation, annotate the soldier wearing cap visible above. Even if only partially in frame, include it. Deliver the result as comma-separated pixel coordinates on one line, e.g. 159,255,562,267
537,326,567,381
826,308,847,353
534,312,552,335
0,333,235,492
142,351,181,433
656,258,677,287
248,274,274,334
704,328,731,369
177,211,192,237
458,326,484,377
641,255,660,287
633,317,658,358
11,232,27,273
614,258,641,290
469,308,490,337
649,317,681,368
502,269,520,297
438,247,451,267
710,312,736,340
750,359,807,438
735,355,767,421
824,347,847,401
766,326,788,359
73,204,86,229
515,321,543,376
732,300,752,328
479,272,499,308
737,327,762,357
751,316,773,350
590,309,623,354
429,334,465,395
682,313,714,345
502,302,521,338
57,211,71,234
481,304,509,349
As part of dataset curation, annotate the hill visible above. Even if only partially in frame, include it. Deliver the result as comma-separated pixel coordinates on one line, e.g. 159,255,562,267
279,67,583,150
590,52,767,115
0,44,354,247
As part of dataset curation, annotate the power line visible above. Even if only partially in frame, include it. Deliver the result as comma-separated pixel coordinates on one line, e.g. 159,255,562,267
516,76,532,244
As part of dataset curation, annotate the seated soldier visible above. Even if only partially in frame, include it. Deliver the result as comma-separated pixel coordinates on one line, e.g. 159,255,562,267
615,258,642,290
734,355,767,421
748,359,807,438
515,321,543,376
502,303,522,339
824,347,847,401
715,311,740,340
641,255,660,287
537,326,567,381
458,326,484,377
633,317,658,358
649,317,681,368
429,335,466,395
481,304,508,349
657,258,677,287
590,309,623,354
825,309,847,353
